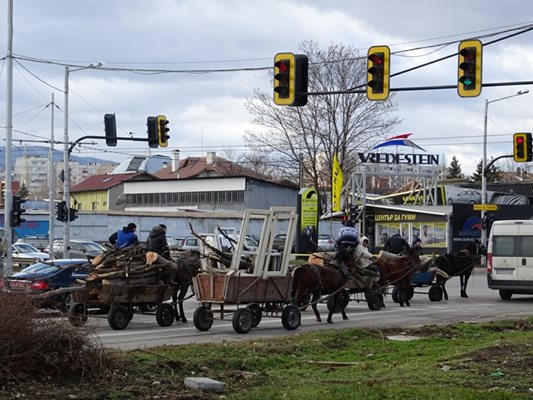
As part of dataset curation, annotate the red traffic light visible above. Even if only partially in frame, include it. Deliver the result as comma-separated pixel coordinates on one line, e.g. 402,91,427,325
517,137,524,144
368,53,383,65
276,60,289,72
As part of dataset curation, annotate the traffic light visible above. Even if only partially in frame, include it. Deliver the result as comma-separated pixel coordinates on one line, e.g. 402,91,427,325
367,45,390,101
513,132,532,162
156,115,170,147
104,113,117,147
56,201,67,222
273,52,308,107
69,207,78,222
147,116,158,148
458,39,482,98
11,195,26,227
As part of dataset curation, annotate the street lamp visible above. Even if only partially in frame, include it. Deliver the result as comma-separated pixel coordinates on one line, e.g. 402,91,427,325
63,62,102,258
481,89,529,245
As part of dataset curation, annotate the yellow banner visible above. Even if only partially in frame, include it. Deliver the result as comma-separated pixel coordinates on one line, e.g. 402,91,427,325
332,153,344,212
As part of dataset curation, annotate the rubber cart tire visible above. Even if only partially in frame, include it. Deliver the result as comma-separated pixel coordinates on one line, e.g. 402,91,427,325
367,291,383,311
156,303,175,327
232,308,253,334
246,303,262,328
281,304,301,330
193,305,214,331
108,305,132,330
68,302,88,327
428,285,443,302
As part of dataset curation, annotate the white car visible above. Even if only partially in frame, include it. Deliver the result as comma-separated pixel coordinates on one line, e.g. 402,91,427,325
447,189,481,205
12,242,50,269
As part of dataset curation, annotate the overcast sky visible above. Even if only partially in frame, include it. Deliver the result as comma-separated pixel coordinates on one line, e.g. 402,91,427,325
1,0,533,175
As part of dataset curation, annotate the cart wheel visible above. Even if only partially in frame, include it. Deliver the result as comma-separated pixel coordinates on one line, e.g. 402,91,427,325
428,285,443,302
68,302,88,327
246,303,262,328
138,303,158,313
281,304,301,330
156,303,175,327
108,305,132,330
232,308,253,334
391,286,400,304
193,305,214,331
366,291,382,311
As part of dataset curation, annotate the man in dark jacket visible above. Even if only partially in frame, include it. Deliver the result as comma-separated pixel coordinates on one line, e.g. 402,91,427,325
147,224,170,259
109,223,139,249
384,233,410,254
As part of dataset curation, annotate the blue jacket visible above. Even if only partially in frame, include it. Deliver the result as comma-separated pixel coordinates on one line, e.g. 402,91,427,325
115,229,138,249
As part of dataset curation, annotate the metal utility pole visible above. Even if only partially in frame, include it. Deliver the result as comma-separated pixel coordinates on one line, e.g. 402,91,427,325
63,62,102,258
3,0,14,277
481,89,529,245
48,93,56,259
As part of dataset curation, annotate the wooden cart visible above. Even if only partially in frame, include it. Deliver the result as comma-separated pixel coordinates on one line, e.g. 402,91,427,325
68,284,176,330
192,207,301,334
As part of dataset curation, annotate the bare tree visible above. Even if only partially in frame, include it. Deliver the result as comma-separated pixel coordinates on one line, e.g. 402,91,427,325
244,41,399,212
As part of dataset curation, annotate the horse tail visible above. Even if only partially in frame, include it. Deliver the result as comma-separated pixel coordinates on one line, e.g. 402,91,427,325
291,264,307,299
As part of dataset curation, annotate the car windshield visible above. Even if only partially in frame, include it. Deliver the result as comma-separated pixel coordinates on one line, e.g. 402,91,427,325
14,243,40,253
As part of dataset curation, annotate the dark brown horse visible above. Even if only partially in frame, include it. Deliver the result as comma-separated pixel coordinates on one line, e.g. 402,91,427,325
435,240,486,299
171,253,202,322
291,263,349,323
375,247,421,307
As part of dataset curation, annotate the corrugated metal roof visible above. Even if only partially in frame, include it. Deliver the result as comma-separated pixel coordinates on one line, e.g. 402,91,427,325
70,172,155,192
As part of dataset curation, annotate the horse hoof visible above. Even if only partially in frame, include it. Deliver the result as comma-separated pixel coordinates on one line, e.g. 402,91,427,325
461,294,468,298
181,318,188,323
327,319,333,324
400,303,405,307
316,318,322,323
343,316,349,320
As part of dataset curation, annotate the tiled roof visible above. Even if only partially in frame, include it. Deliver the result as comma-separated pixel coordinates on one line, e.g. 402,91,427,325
154,156,298,188
70,172,156,192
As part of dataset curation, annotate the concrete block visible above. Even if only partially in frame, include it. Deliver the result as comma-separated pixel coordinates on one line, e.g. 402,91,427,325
184,377,225,393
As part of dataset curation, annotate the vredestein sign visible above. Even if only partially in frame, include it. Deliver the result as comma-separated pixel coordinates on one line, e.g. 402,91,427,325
358,152,439,165
360,133,440,165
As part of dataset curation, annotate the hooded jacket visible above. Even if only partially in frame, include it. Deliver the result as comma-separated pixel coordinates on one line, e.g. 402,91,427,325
147,225,169,256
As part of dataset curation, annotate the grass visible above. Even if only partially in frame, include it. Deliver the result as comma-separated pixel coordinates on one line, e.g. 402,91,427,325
1,318,532,399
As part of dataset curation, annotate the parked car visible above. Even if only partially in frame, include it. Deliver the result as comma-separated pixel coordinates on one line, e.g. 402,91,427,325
317,234,335,251
3,259,90,310
12,243,50,270
273,233,296,253
447,189,481,205
47,239,106,259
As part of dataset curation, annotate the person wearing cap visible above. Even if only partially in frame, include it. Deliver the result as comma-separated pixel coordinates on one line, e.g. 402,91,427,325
109,223,139,249
147,224,171,259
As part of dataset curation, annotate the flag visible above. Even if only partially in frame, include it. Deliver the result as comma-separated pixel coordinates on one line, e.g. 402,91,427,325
332,153,343,212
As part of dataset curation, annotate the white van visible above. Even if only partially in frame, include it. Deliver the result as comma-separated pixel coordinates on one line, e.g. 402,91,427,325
487,220,533,300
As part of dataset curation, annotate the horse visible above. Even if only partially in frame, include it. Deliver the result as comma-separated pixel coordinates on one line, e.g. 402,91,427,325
434,240,486,299
291,263,349,323
171,253,202,322
374,247,421,307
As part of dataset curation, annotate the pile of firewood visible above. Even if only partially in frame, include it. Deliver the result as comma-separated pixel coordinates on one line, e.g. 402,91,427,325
83,246,178,286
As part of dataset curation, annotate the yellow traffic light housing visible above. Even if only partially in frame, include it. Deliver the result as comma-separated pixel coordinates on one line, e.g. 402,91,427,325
513,132,532,162
367,45,390,101
157,114,170,147
458,39,482,98
273,52,308,106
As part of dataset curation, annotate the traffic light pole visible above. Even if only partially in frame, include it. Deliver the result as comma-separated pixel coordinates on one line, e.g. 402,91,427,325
68,135,152,155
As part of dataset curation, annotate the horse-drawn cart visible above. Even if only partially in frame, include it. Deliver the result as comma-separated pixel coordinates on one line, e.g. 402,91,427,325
68,283,176,330
192,207,301,334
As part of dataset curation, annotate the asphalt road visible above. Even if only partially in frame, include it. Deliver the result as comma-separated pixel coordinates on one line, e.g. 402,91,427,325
87,268,533,350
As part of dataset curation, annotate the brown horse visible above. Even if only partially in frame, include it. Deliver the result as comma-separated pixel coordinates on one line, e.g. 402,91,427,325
291,247,353,324
171,253,202,322
375,247,421,307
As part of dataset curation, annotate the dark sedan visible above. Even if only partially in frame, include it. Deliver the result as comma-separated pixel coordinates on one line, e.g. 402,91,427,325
3,259,90,310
